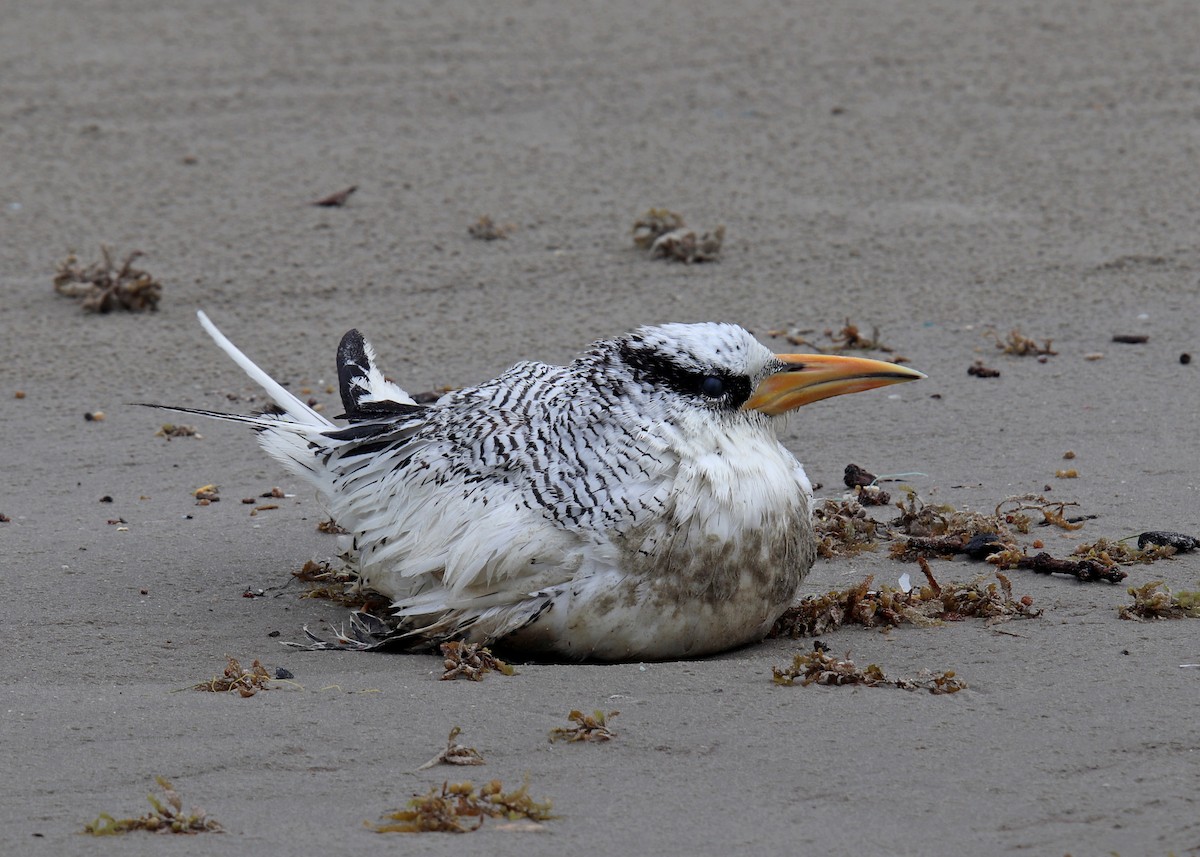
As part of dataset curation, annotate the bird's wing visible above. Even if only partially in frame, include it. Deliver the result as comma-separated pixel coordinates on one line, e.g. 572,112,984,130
320,406,592,609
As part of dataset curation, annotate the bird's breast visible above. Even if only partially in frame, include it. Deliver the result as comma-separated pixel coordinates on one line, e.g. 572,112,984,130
508,432,816,660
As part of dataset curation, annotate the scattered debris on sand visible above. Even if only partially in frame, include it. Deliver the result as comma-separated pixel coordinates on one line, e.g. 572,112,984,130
772,643,965,694
468,215,517,240
1118,581,1200,621
813,497,885,558
371,777,554,833
191,656,273,697
548,709,619,743
83,777,222,836
191,484,219,505
985,549,1127,583
440,642,515,681
631,208,723,262
156,424,200,439
968,360,1001,378
1073,537,1178,565
993,328,1057,357
771,559,1038,639
631,208,686,248
416,727,486,771
54,246,163,313
291,559,389,613
311,185,357,207
825,320,892,352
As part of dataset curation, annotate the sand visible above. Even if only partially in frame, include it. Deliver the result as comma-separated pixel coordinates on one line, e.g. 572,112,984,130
3,1,1199,854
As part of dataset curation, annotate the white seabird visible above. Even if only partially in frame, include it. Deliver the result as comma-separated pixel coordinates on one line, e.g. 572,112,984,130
155,311,923,661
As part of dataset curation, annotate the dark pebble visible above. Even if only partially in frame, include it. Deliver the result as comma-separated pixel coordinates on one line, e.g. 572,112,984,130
1182,353,1192,365
275,667,294,680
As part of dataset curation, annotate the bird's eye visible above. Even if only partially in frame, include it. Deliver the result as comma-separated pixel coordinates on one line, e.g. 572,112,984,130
699,375,725,398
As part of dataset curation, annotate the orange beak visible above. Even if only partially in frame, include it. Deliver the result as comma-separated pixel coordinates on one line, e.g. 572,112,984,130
742,353,926,416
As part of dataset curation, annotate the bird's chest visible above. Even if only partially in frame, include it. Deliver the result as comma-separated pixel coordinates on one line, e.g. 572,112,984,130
606,437,815,639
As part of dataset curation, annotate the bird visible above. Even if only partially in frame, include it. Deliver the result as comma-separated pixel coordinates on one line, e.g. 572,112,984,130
152,311,924,662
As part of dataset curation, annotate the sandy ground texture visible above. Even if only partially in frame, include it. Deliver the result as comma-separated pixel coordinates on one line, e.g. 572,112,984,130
3,1,1199,854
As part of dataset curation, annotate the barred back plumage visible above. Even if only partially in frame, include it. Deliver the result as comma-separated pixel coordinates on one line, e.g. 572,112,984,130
148,312,923,661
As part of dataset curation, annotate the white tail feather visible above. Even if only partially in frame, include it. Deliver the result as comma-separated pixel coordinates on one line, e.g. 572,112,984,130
197,310,333,428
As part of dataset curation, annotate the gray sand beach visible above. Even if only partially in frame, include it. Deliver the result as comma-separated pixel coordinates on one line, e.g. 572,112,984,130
3,2,1199,854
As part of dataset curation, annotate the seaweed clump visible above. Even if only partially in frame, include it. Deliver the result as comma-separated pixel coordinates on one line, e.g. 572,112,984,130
1118,581,1200,621
631,208,723,262
813,497,884,558
825,320,892,352
770,560,1038,639
371,777,554,833
993,328,1057,357
468,215,516,240
416,726,486,770
1072,537,1177,566
772,645,965,694
548,709,618,743
54,247,162,313
83,777,222,835
440,642,515,681
192,656,272,697
631,208,686,248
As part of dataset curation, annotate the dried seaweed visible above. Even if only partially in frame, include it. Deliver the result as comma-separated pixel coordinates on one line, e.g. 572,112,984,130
548,709,618,743
192,483,220,504
1072,537,1177,565
316,519,349,535
291,559,388,612
468,215,516,240
889,493,1089,559
83,777,222,835
1118,581,1200,621
772,645,965,694
371,777,554,833
416,726,486,770
813,497,884,558
985,549,1127,584
892,489,1016,539
825,320,892,352
192,656,273,697
54,247,162,313
770,561,1038,639
968,360,1001,378
632,208,686,248
994,328,1057,357
650,225,724,263
440,642,515,681
155,424,200,439
631,208,723,262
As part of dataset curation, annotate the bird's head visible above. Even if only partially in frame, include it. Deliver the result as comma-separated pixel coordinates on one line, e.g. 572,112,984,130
604,322,924,422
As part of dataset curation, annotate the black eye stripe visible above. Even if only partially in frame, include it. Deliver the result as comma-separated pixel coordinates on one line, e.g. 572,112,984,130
617,342,753,408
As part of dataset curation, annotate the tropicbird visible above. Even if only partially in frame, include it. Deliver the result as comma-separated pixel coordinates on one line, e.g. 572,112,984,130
153,311,923,661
